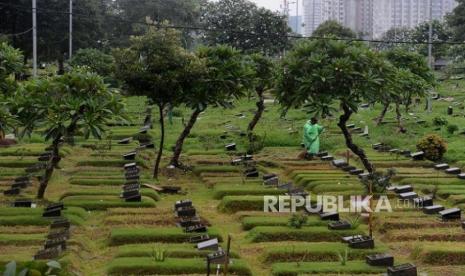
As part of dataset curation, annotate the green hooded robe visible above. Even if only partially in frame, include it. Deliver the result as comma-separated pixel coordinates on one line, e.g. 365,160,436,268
303,121,324,154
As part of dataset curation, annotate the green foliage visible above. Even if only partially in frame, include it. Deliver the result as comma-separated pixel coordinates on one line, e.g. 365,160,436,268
360,168,396,193
201,0,291,55
0,42,23,94
2,260,61,276
150,248,166,262
410,20,452,58
288,213,308,229
447,0,465,41
312,20,356,39
433,116,449,127
416,134,448,161
69,48,117,86
447,124,459,134
337,248,349,266
247,226,363,243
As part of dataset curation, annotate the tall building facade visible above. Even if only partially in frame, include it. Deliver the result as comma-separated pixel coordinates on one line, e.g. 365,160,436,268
302,0,458,38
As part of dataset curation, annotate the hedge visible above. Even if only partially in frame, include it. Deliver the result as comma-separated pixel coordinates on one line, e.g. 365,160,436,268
60,189,160,201
271,261,385,275
218,196,266,213
213,186,284,199
420,246,465,265
107,257,251,275
0,233,45,246
76,159,144,167
115,243,239,258
109,227,222,245
62,195,156,210
247,226,364,243
241,216,329,230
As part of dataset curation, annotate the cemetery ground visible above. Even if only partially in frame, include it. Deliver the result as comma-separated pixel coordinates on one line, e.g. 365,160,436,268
2,79,465,275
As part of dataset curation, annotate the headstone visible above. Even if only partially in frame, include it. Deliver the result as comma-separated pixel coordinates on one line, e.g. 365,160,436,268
185,223,207,233
439,208,461,221
43,208,61,217
207,250,227,265
13,199,33,208
177,206,196,217
399,192,418,200
321,155,334,161
123,152,137,160
189,234,210,243
423,205,445,215
358,172,371,179
366,253,394,267
341,235,364,243
413,196,433,208
44,238,67,250
46,202,64,211
121,189,140,199
346,124,355,129
349,169,364,175
225,143,236,151
175,199,193,210
125,178,140,185
320,212,340,221
352,127,363,133
50,218,70,230
278,183,293,191
328,220,352,230
316,151,328,157
139,126,150,134
410,151,424,160
34,248,61,260
118,138,131,145
263,174,277,181
394,185,413,194
179,216,201,228
332,159,348,168
124,163,137,170
389,149,401,154
458,173,465,180
125,174,140,181
435,163,449,170
161,186,181,194
197,238,219,251
448,106,453,115
47,229,70,240
231,158,243,166
342,166,357,172
387,263,417,276
348,236,374,249
123,184,140,191
245,170,259,178
3,188,20,196
125,193,142,202
263,177,279,186
401,150,411,157
125,168,140,176
372,143,383,150
360,103,370,108
446,167,461,175
140,142,155,149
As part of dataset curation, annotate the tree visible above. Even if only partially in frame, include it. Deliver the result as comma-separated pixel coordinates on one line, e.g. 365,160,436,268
13,69,124,198
169,45,251,168
376,48,435,131
201,0,291,55
312,20,356,39
375,27,414,51
245,53,275,141
410,20,452,59
447,0,465,42
276,39,393,173
0,42,23,139
114,26,194,178
69,48,117,86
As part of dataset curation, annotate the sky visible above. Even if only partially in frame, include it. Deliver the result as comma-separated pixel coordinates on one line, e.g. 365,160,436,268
250,0,303,15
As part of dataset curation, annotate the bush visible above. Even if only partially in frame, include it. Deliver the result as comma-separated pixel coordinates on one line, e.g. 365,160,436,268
447,124,459,134
433,116,448,127
288,213,308,229
218,196,266,213
416,134,447,161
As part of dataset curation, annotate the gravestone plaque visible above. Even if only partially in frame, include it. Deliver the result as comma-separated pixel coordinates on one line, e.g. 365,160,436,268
410,151,424,160
439,208,461,221
446,167,461,175
177,206,196,217
320,212,340,221
47,229,70,240
125,194,142,202
346,124,356,128
358,173,371,179
123,152,137,160
124,163,137,170
387,263,417,276
141,142,155,149
349,169,364,175
348,236,374,249
342,166,357,172
121,189,140,199
123,184,140,191
175,199,193,210
263,174,278,181
328,220,351,230
321,155,334,161
225,143,236,151
395,185,413,194
413,196,433,208
341,235,364,243
263,177,279,186
389,149,400,154
366,253,394,266
185,223,207,233
197,238,219,251
13,199,33,208
118,138,131,145
50,218,70,230
316,151,328,157
139,126,150,134
278,183,293,191
179,216,201,228
189,234,210,243
125,174,140,181
332,159,348,168
399,192,418,200
434,163,449,170
245,170,259,178
458,173,465,180
207,250,227,265
372,143,383,149
423,205,444,215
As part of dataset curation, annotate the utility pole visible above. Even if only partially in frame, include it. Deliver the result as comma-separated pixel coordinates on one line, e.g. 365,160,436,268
32,0,37,77
427,0,433,113
295,0,299,33
69,0,73,59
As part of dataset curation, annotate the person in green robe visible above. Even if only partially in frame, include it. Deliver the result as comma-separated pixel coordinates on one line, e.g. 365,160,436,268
303,117,324,159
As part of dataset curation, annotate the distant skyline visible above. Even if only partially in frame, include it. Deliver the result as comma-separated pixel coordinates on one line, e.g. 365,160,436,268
250,0,303,15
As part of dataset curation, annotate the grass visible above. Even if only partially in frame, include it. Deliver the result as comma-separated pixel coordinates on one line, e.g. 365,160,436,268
213,185,285,199
59,188,160,201
218,196,267,213
241,216,329,230
271,261,385,275
114,243,239,258
0,233,45,246
109,227,223,245
107,257,251,275
247,226,365,243
62,195,156,210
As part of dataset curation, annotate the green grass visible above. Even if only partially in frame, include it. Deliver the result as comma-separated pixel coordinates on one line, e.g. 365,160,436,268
107,257,251,275
109,227,222,245
213,185,285,199
0,233,45,246
247,226,364,243
193,165,241,174
76,159,145,167
271,261,385,275
60,189,160,201
241,216,329,230
114,243,239,258
62,195,156,210
218,196,266,213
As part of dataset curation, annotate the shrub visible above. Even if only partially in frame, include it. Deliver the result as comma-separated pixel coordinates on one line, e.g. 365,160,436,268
433,116,448,127
218,196,265,213
447,124,459,134
288,213,308,229
416,134,447,161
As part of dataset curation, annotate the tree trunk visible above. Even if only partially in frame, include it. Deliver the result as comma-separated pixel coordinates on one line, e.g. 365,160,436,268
169,108,203,168
337,103,374,174
0,128,5,140
247,89,265,141
395,103,406,133
376,103,389,125
153,104,165,179
37,136,61,199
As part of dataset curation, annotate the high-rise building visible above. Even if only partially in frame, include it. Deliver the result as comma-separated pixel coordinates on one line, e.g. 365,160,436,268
302,0,458,38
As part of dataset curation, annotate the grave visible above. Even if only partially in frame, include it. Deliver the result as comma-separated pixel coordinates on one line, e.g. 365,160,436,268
4,188,21,196
140,142,155,149
316,151,328,157
139,126,150,134
197,238,219,251
175,199,193,209
189,234,210,243
231,158,243,166
124,163,137,170
372,143,383,150
46,202,64,211
185,223,207,233
263,174,277,181
434,163,449,170
245,169,259,178
121,189,140,199
352,127,363,133
263,176,279,186
179,217,201,228
225,143,236,151
410,151,424,160
389,149,401,154
358,172,371,179
401,150,411,157
332,159,348,168
43,208,61,217
348,236,374,249
50,218,70,230
459,173,465,180
446,167,461,175
398,192,418,200
387,263,417,276
118,138,131,145
342,165,357,172
341,235,364,243
320,212,340,221
125,168,140,176
439,208,461,221
394,185,413,194
34,248,61,260
321,155,334,161
161,186,181,194
125,193,142,202
125,174,140,181
123,184,140,191
207,250,227,265
413,196,433,208
13,199,33,208
349,169,364,175
366,253,394,267
177,206,196,217
278,183,293,191
346,124,356,128
328,220,351,230
125,177,140,185
44,238,67,250
47,229,70,240
123,152,137,160
423,205,445,215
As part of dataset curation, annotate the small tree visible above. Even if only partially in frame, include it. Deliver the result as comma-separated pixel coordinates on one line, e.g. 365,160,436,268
245,53,275,142
169,45,251,168
312,20,356,39
14,69,124,198
69,48,117,86
114,26,194,178
417,134,447,161
276,39,393,173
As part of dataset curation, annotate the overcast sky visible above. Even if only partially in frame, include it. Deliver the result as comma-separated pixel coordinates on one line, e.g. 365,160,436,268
250,0,303,15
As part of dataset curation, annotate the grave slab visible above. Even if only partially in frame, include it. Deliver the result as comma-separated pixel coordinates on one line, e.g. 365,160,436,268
328,220,351,230
197,238,219,251
366,253,394,266
320,212,340,221
387,263,417,276
423,205,445,215
399,192,418,200
439,208,461,221
434,163,449,170
446,167,461,175
348,236,374,249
